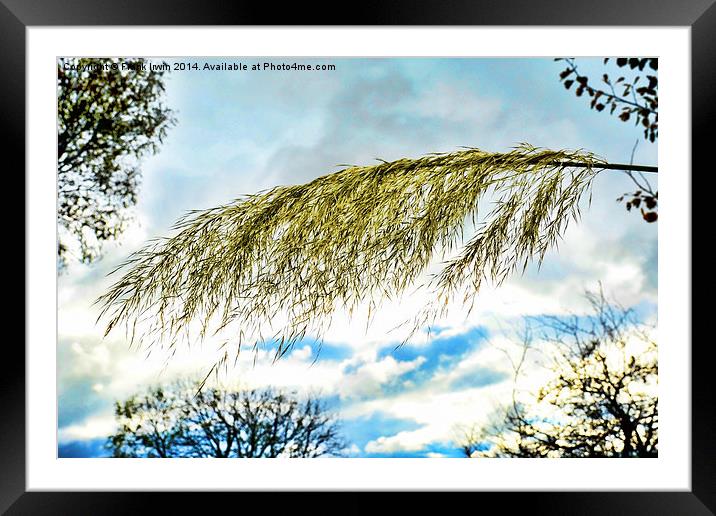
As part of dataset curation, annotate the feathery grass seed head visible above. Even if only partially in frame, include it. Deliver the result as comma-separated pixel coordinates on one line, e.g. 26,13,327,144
97,144,602,361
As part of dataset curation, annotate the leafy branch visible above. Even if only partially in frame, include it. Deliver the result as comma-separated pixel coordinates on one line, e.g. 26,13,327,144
556,57,658,143
556,57,659,222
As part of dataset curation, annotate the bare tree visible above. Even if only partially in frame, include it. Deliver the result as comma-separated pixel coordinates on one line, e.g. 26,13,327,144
108,385,184,458
107,381,346,458
459,290,658,458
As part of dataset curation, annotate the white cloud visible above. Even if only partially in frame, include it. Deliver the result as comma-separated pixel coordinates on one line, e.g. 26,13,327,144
360,385,509,454
339,355,426,399
58,412,115,443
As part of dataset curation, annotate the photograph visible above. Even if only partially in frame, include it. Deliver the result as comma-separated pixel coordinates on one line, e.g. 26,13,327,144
57,56,659,460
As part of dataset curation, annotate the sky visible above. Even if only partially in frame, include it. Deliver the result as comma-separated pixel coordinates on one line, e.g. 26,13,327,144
57,57,657,458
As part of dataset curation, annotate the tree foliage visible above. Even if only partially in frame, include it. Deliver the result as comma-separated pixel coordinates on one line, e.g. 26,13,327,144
557,57,658,142
556,57,658,222
459,291,658,458
107,382,345,458
58,58,175,266
98,145,603,362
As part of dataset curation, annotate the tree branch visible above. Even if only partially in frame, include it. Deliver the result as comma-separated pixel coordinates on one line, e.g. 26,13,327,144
560,161,658,173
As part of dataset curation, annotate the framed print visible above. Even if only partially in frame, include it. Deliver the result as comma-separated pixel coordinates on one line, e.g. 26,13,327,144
6,0,712,513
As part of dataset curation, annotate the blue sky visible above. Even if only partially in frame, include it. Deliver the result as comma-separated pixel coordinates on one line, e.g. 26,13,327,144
57,57,657,458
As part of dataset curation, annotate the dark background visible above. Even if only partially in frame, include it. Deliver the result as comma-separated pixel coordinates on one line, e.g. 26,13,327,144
3,0,712,514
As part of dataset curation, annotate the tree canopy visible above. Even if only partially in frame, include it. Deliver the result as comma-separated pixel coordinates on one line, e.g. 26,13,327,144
58,58,175,266
108,381,345,458
458,291,658,458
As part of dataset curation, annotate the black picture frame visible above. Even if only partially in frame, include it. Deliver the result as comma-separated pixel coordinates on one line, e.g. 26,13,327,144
5,1,711,513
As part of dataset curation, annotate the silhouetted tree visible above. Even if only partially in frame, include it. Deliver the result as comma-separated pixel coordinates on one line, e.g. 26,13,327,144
107,382,346,458
557,57,658,222
459,290,658,458
58,57,175,267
